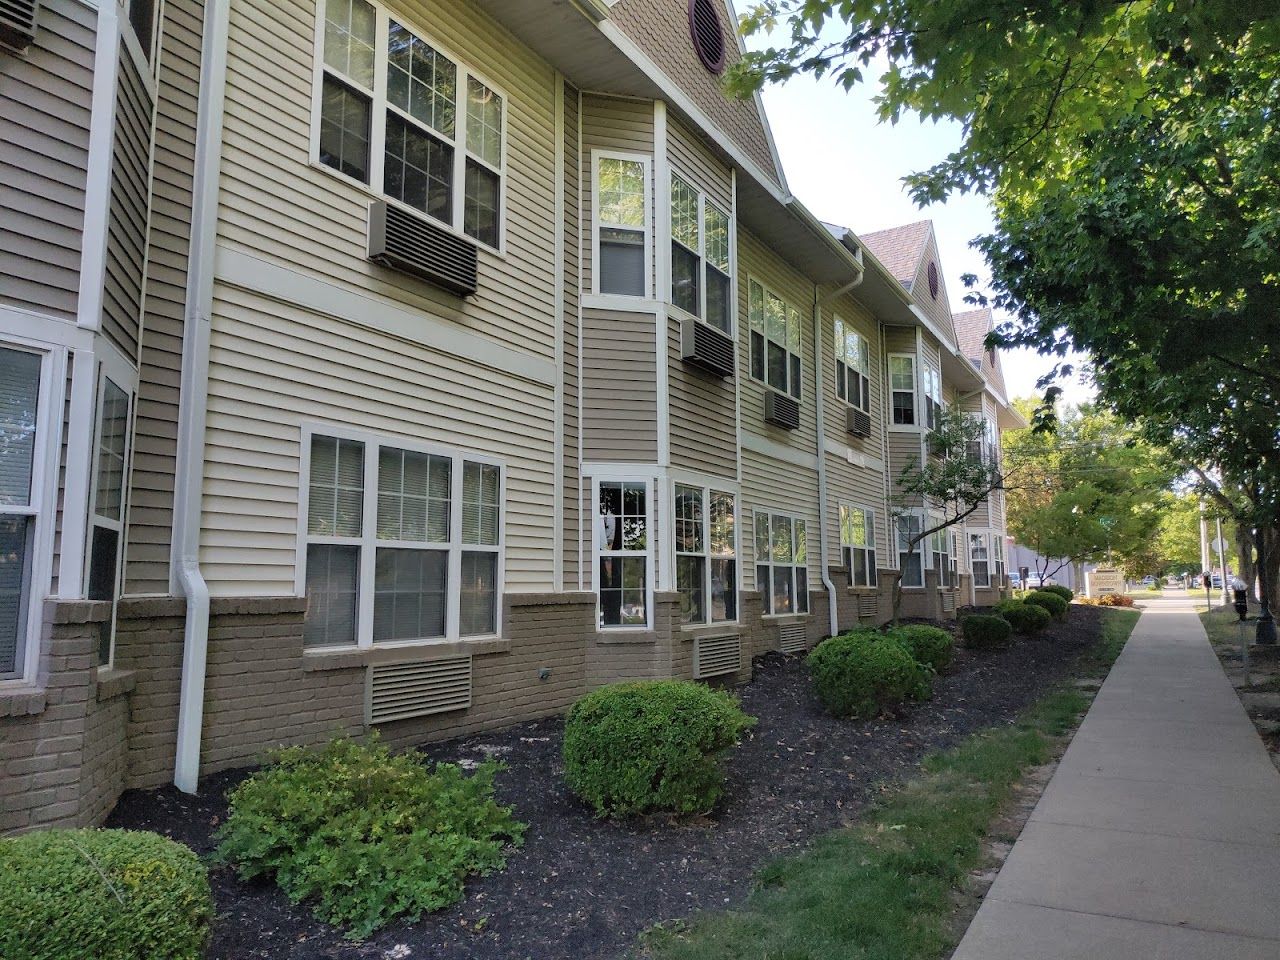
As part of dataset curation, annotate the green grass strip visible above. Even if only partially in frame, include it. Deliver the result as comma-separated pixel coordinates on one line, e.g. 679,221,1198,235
637,608,1140,960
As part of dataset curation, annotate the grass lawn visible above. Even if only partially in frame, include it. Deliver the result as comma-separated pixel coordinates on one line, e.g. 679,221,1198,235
1200,604,1248,646
637,608,1140,960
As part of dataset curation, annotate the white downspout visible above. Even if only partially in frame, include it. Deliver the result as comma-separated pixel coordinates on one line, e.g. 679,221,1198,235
813,259,865,638
172,0,232,794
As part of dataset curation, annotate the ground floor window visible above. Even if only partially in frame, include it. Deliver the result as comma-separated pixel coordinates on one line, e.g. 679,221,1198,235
949,531,960,587
596,478,651,628
301,428,503,648
929,524,949,588
897,513,924,587
840,504,877,587
675,484,737,624
755,510,808,615
992,534,1006,585
87,376,132,667
970,533,990,588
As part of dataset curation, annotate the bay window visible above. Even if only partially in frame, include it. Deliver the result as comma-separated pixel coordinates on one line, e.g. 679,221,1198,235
992,534,1006,585
889,355,916,425
315,0,506,248
928,525,949,587
670,174,732,332
87,377,132,666
597,479,650,628
834,318,871,412
749,279,802,400
755,511,808,615
0,345,44,682
970,533,990,588
923,361,942,430
897,512,924,587
840,504,877,587
949,531,961,587
302,429,503,648
675,485,737,624
595,154,650,296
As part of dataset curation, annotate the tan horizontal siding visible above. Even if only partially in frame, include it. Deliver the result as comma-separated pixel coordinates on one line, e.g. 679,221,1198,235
563,82,582,592
667,316,736,479
581,308,658,463
741,448,819,591
825,457,888,566
668,118,731,211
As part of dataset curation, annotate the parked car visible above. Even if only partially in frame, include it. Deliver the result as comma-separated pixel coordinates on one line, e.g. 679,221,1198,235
1008,572,1022,589
1141,576,1157,588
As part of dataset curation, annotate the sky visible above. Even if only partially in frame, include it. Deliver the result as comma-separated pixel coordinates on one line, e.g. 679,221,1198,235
748,42,1094,408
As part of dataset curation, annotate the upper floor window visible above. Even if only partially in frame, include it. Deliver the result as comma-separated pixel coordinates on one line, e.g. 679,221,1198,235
755,510,808,615
834,318,871,412
0,345,44,683
840,504,877,588
889,354,916,425
127,0,156,60
748,279,802,400
316,0,505,248
670,174,732,332
594,154,650,297
301,429,503,648
923,361,943,430
675,484,737,624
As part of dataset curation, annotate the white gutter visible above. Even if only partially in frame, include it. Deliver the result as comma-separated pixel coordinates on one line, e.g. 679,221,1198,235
172,0,232,795
813,252,865,638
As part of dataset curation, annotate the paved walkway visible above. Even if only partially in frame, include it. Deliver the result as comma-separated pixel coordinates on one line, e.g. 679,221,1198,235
952,592,1280,960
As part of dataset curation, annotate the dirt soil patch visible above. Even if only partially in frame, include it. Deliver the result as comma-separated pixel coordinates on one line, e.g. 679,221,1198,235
107,607,1104,960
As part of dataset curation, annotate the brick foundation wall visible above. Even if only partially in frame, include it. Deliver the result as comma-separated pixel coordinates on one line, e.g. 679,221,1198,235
115,597,185,788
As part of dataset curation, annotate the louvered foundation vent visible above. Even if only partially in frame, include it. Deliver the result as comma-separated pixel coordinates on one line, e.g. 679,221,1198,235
693,635,741,679
367,199,478,296
857,592,878,619
0,0,39,49
941,591,957,615
367,655,472,725
778,622,807,654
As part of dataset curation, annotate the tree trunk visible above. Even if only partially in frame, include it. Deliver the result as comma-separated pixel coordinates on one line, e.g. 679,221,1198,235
1261,526,1280,613
890,571,904,626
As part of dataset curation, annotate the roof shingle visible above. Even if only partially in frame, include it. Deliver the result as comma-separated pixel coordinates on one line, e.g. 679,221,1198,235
858,221,932,289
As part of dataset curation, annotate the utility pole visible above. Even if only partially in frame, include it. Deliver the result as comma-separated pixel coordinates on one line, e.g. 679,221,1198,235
1199,501,1211,607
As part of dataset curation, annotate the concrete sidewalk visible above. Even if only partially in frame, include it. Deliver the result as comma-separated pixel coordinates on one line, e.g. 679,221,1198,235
952,593,1280,960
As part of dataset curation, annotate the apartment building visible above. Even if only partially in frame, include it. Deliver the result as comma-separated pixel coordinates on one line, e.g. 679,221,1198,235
0,0,1017,834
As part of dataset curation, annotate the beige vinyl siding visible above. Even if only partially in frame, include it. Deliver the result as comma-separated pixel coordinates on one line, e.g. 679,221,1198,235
581,307,658,463
823,294,883,444
562,83,582,592
0,0,95,321
742,451,819,592
909,233,958,348
202,285,555,596
102,45,154,363
126,0,204,595
668,118,732,210
959,393,991,526
667,316,736,478
580,94,655,295
825,457,888,567
50,358,75,595
887,431,925,507
216,0,559,361
919,334,941,389
882,325,916,355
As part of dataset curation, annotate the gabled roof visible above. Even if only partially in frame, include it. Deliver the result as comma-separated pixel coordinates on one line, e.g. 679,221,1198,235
953,306,1011,405
858,221,932,290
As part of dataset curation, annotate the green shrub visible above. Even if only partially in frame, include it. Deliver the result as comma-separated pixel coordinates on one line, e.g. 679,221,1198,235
0,828,212,960
808,631,932,718
563,680,756,818
214,735,524,939
962,614,1013,650
1041,584,1074,602
995,599,1052,635
1025,590,1069,621
891,624,955,673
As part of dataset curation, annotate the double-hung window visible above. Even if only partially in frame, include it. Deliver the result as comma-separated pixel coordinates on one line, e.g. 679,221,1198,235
748,280,802,400
834,319,871,412
87,377,133,666
675,485,737,624
889,355,916,425
595,154,650,296
992,535,1006,585
897,512,924,587
755,511,808,615
923,362,943,430
928,525,949,587
970,533,990,588
949,531,960,587
597,479,650,628
840,504,877,588
316,0,506,248
670,174,732,332
302,430,503,648
0,345,46,683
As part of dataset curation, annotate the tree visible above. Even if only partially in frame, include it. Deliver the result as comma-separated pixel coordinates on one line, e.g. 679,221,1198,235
888,407,1005,623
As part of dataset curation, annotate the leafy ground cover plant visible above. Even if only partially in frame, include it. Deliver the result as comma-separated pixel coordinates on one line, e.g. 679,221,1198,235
995,599,1052,635
962,614,1014,650
808,631,931,718
563,680,756,817
0,828,212,960
214,735,524,939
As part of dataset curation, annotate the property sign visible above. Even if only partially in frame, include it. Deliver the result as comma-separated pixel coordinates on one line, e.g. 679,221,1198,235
1086,567,1125,597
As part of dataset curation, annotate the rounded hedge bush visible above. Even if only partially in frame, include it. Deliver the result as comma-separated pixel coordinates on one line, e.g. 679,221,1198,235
962,614,1013,650
1041,584,1074,602
807,631,931,718
0,828,212,960
1025,590,1069,621
891,624,955,673
995,599,1052,635
563,680,756,817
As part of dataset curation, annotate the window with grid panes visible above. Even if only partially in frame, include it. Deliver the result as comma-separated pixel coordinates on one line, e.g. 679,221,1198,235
840,504,877,587
748,280,801,400
597,480,649,627
923,362,942,430
670,174,732,332
889,355,916,425
970,533,990,587
596,156,648,296
755,511,808,615
834,318,871,412
87,378,132,666
897,513,924,587
0,345,43,681
675,485,737,624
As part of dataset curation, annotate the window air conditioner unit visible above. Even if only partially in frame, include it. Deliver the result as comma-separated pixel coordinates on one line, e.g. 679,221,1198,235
367,199,478,297
680,318,735,378
764,390,800,431
0,0,39,50
846,406,871,438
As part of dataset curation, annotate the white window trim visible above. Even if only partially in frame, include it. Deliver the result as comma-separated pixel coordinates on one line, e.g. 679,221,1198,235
895,509,926,589
591,474,655,631
754,508,810,618
833,317,872,415
888,352,918,429
840,503,878,588
0,337,64,688
923,361,943,431
673,482,739,626
295,423,506,649
747,275,803,401
307,0,510,253
590,149,653,299
970,531,991,588
668,173,734,334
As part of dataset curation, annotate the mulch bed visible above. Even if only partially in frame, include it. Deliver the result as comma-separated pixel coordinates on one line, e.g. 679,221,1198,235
107,607,1104,960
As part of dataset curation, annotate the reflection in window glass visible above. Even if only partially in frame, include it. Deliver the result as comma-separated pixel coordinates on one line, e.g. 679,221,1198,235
599,481,647,627
386,22,455,136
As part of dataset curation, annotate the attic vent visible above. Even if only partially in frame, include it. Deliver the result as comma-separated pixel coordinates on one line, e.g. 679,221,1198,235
764,390,800,431
846,407,871,438
857,592,878,619
681,318,735,378
778,622,807,654
694,634,740,678
927,262,939,299
941,592,957,616
367,656,472,725
688,0,726,74
0,0,38,49
367,200,478,297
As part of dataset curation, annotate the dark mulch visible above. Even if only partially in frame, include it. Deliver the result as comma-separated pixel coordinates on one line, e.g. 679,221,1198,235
107,607,1103,960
